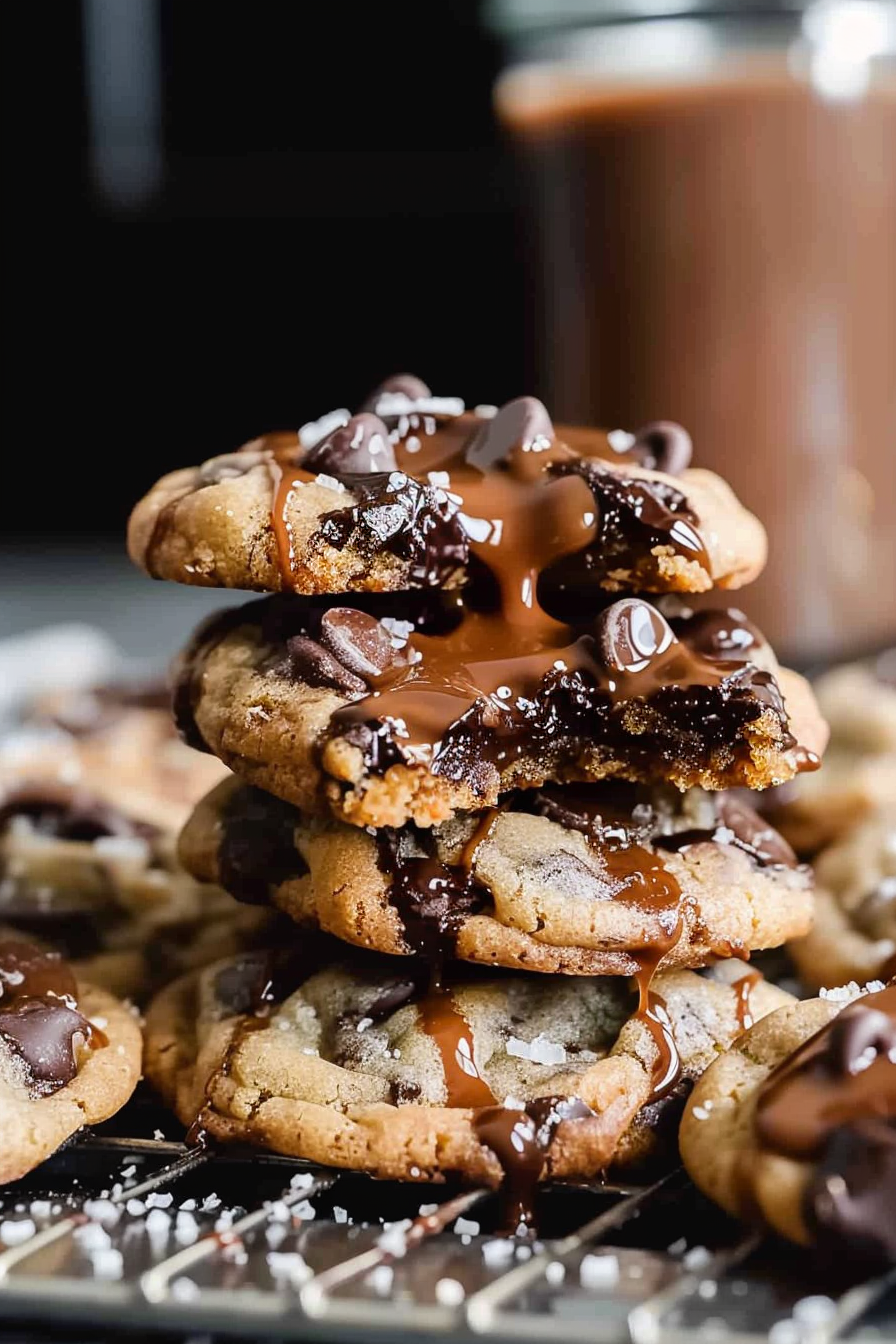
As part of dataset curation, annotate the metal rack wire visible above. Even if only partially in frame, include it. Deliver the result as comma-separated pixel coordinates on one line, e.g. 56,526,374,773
0,1105,892,1344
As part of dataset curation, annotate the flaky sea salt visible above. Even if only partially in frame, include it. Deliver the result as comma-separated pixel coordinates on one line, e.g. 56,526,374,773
146,1192,173,1209
75,1223,111,1252
579,1253,620,1290
378,1220,412,1257
82,1199,120,1227
793,1296,837,1325
200,1193,221,1213
545,1261,566,1286
0,1219,36,1246
482,1239,515,1269
289,1172,315,1192
684,1246,712,1270
91,1248,124,1280
435,1278,465,1307
268,1251,312,1286
333,1206,349,1225
506,1034,567,1066
125,1199,146,1217
454,1217,480,1237
367,1264,394,1296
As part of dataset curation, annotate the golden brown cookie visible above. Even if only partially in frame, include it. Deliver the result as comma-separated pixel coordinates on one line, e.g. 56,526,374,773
128,388,767,598
145,945,791,1189
175,596,827,829
680,982,895,1269
0,678,228,836
0,778,278,1002
764,654,896,855
0,937,142,1182
181,777,813,976
789,807,895,990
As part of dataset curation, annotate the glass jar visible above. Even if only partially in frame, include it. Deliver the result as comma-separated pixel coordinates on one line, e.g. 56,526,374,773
491,0,896,665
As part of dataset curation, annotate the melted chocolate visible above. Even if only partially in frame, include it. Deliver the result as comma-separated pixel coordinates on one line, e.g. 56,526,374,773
376,830,488,958
333,597,794,787
218,786,308,905
0,939,102,1096
754,984,896,1266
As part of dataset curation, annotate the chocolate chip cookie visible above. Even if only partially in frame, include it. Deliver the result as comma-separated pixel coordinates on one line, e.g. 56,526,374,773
763,653,896,856
0,780,276,1002
0,936,142,1182
145,945,791,1191
129,385,767,598
680,981,895,1269
174,596,827,827
1,676,228,836
180,777,813,976
789,806,896,990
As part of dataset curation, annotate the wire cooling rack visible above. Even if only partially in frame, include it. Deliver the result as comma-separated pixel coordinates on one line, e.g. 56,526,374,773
0,1095,892,1344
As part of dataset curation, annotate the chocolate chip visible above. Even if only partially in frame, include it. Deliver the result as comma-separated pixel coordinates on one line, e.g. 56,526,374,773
303,413,397,476
286,636,366,696
632,421,693,475
675,608,766,662
319,608,399,681
596,599,676,674
0,1000,91,1093
360,373,432,412
465,396,554,471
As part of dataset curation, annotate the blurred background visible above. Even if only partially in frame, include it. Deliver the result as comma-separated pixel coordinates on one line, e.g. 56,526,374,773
4,0,895,664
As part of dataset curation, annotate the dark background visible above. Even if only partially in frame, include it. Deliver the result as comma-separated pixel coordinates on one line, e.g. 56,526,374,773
12,0,524,544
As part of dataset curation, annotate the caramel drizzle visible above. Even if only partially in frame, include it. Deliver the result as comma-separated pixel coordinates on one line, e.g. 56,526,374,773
418,978,496,1110
732,969,764,1034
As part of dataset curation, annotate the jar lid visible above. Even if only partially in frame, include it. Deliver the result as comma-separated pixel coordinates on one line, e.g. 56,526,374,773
486,0,840,37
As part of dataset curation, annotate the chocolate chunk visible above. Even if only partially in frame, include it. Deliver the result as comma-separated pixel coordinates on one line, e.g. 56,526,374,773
360,373,432,412
377,830,487,958
219,786,307,906
631,421,693,475
0,999,92,1093
807,1120,896,1269
825,1004,896,1078
597,599,675,675
318,608,399,681
213,953,276,1017
364,978,420,1024
0,939,79,1005
715,794,798,868
303,413,396,476
316,472,469,586
674,608,766,662
465,396,554,471
286,636,367,696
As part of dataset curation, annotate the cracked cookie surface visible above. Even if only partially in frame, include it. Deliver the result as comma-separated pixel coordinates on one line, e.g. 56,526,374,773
181,777,813,976
145,946,791,1186
129,390,767,599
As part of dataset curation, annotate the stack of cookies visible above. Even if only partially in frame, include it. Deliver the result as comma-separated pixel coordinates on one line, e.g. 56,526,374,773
130,376,829,1217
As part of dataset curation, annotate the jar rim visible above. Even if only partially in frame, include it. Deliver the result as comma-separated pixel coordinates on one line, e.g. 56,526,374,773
484,0,888,38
